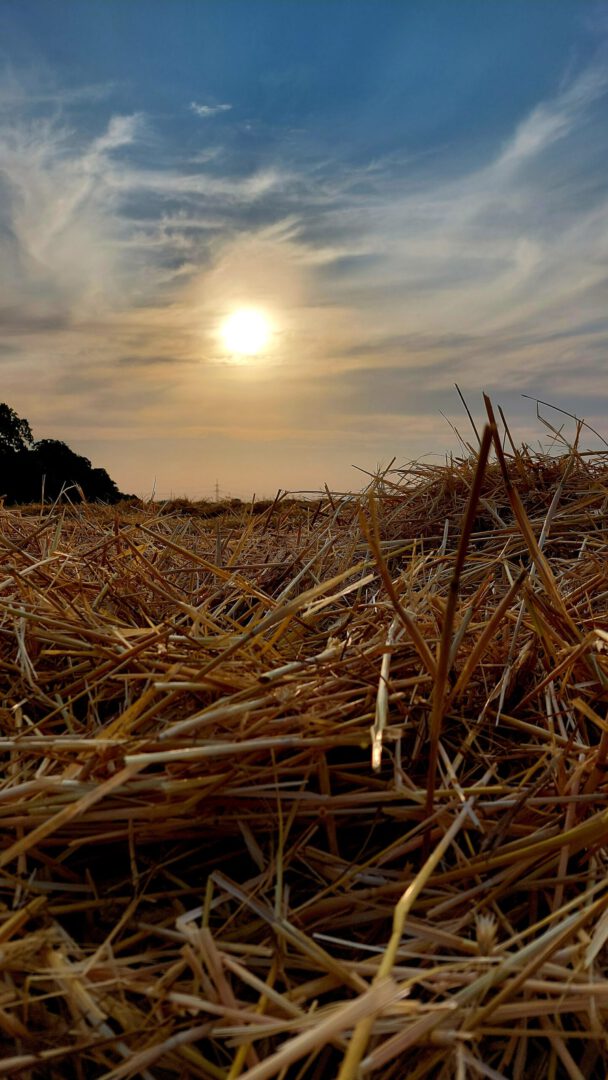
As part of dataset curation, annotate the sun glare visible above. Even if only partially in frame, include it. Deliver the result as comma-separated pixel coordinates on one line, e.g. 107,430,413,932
221,308,271,357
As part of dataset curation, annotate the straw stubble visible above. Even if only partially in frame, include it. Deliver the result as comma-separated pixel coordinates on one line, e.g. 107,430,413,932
0,410,607,1078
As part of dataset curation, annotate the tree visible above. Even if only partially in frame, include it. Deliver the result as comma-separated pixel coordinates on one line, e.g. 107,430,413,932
31,441,122,503
0,404,33,454
31,439,92,500
0,406,126,504
87,467,121,502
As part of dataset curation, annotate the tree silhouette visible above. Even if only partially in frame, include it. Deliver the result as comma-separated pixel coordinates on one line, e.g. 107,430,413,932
0,405,126,504
0,404,33,454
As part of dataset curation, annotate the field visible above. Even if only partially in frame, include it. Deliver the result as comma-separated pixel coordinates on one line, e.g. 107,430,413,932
1,407,608,1079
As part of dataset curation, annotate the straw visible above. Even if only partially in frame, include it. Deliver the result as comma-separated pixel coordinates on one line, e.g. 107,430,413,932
0,400,606,1076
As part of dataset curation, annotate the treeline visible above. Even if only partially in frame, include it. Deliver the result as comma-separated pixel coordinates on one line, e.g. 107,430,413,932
0,404,127,504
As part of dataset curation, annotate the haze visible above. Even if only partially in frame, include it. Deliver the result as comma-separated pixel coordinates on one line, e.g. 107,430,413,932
1,1,607,498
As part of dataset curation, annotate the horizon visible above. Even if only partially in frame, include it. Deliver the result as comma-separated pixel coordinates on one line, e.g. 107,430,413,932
1,1,608,499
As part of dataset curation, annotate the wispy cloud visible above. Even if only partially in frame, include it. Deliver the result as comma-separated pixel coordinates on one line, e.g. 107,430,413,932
0,60,607,496
298,64,608,383
0,68,118,113
496,65,607,170
190,101,232,118
0,110,145,322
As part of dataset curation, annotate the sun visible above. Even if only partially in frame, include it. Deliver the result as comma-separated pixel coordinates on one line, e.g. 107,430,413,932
221,308,272,357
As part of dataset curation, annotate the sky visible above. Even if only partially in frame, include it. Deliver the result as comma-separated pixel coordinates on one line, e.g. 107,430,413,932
1,1,607,498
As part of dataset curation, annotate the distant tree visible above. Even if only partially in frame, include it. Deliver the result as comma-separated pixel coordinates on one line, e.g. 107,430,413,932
31,440,122,503
87,467,121,502
34,439,91,470
31,439,91,500
0,404,33,454
0,405,126,504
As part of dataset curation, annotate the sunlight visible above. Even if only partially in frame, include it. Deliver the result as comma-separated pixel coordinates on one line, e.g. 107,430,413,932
221,308,272,357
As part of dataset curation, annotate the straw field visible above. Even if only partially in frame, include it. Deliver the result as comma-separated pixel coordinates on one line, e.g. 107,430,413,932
1,401,608,1078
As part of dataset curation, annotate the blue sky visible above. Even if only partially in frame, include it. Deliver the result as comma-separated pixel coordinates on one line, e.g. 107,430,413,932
1,1,607,497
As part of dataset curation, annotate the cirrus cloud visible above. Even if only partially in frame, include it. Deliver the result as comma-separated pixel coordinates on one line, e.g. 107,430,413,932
1,58,608,497
190,101,232,119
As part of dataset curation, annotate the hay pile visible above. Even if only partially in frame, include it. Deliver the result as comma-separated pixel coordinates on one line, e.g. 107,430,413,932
0,407,607,1079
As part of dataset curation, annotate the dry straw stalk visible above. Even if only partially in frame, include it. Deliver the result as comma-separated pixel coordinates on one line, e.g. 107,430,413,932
0,400,607,1077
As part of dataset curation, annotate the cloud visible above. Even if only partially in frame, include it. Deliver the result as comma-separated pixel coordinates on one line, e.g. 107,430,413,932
1,59,608,495
0,68,118,114
90,113,140,154
109,164,286,202
117,354,193,367
0,110,146,322
190,101,232,119
496,65,607,171
0,91,287,336
296,63,608,375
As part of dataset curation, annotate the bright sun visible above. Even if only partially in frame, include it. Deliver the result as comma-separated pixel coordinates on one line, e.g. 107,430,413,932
221,308,271,356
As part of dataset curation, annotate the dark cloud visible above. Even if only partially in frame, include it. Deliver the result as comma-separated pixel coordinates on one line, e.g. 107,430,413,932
335,333,484,360
319,365,608,423
117,354,191,367
334,320,608,369
318,365,458,416
0,308,71,333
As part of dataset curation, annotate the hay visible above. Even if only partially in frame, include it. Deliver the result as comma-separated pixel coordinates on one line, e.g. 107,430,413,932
0,406,607,1078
